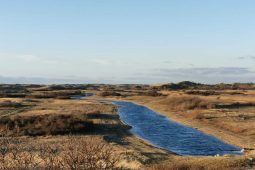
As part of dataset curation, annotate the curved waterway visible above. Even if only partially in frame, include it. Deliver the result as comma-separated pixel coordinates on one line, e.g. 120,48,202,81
110,101,243,156
75,95,243,156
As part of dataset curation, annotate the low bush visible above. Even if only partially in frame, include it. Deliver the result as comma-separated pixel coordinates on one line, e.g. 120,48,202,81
137,90,163,97
99,91,122,97
185,90,219,96
0,136,121,170
0,114,94,136
27,90,82,99
0,101,23,108
215,102,255,109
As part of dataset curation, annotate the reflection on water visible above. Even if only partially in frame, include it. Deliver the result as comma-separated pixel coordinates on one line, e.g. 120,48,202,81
112,101,243,156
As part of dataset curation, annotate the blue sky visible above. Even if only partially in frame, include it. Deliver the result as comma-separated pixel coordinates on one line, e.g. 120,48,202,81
0,0,255,84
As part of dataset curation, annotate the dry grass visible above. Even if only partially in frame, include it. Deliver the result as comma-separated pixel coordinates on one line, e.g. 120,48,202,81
18,99,114,117
0,98,132,137
159,96,215,110
193,108,255,148
147,156,255,170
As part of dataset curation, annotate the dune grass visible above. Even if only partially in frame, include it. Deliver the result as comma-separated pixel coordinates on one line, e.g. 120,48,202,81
159,95,215,110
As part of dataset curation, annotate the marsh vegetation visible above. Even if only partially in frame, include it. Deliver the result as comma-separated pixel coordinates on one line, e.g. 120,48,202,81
0,83,254,169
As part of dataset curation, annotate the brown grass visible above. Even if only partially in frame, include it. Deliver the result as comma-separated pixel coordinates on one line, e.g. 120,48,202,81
160,96,215,110
148,156,255,170
0,98,133,137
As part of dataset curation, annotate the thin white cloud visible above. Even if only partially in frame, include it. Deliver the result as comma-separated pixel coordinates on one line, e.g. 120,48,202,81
16,55,41,62
153,67,254,76
90,59,111,65
8,54,69,65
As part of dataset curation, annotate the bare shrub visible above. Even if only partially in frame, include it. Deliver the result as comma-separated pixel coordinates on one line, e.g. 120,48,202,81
61,136,120,170
38,144,64,170
0,137,11,169
0,137,39,169
0,135,120,170
13,150,40,170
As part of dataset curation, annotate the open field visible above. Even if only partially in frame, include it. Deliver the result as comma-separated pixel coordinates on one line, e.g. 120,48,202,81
0,83,254,169
0,89,171,169
92,82,255,152
113,91,255,153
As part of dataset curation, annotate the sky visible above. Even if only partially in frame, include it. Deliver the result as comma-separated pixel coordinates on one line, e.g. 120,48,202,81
1,0,255,84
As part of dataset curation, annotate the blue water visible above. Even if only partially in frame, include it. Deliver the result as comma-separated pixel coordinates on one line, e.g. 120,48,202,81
111,101,243,156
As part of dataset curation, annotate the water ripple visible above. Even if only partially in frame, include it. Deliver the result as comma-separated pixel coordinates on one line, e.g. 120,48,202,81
112,101,243,156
